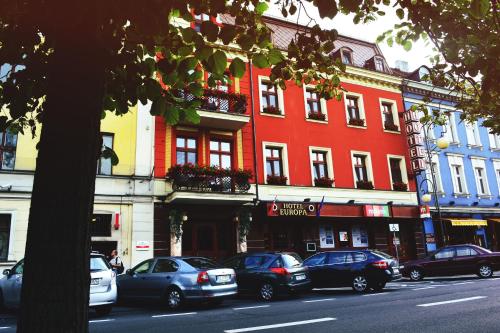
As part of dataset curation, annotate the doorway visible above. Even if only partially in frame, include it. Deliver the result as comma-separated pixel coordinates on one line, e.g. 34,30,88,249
182,222,234,261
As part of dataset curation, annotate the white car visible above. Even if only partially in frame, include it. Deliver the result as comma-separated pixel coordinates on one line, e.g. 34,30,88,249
0,253,117,315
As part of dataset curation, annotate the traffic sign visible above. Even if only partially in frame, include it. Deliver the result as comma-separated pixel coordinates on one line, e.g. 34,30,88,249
389,223,399,232
393,238,400,245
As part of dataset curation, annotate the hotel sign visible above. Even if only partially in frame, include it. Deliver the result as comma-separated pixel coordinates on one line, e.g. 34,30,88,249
267,203,316,217
403,108,426,173
363,205,391,217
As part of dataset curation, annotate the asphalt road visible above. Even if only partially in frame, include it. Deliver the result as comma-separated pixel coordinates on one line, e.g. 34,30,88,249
1,275,500,332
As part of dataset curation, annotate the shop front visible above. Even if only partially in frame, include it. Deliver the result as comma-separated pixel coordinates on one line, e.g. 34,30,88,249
246,202,425,262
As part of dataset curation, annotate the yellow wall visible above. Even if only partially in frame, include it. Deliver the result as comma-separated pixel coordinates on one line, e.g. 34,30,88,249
14,107,138,175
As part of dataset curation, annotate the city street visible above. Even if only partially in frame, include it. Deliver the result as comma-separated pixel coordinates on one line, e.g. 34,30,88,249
1,276,500,332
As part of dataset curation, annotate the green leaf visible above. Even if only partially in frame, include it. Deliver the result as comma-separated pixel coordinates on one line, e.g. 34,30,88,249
255,2,269,15
387,37,393,47
268,49,284,65
195,46,213,61
178,56,198,72
150,98,167,116
220,25,237,45
101,146,119,166
470,0,490,18
252,53,269,68
403,40,412,51
208,50,227,75
201,21,219,42
229,57,246,78
165,105,180,124
183,108,201,124
396,8,404,20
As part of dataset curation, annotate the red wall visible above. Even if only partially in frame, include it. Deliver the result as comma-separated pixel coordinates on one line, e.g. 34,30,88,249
251,67,415,192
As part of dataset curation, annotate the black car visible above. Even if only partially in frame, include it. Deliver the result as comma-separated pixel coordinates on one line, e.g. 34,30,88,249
222,252,311,301
303,250,401,292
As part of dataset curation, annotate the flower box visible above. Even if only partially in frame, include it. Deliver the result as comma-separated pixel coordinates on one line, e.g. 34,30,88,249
262,105,282,115
384,122,399,132
393,182,408,191
267,175,288,185
349,118,365,127
356,180,374,190
308,112,326,121
315,177,334,187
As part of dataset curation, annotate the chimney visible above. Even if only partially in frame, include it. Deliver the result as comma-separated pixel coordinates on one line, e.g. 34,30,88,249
395,60,409,72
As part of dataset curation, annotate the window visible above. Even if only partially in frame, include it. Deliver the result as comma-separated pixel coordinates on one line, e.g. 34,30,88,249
90,214,112,237
353,155,368,182
0,131,17,170
209,140,232,169
328,252,346,264
193,13,210,32
489,133,500,150
0,214,11,261
434,248,455,259
341,49,353,65
176,137,197,165
374,57,385,71
452,164,466,194
206,73,230,112
430,161,443,192
97,133,113,175
346,96,361,120
244,256,268,269
184,257,218,269
305,253,327,266
465,122,481,147
305,88,320,115
389,158,403,184
260,80,278,112
382,102,399,131
345,252,367,263
455,246,478,257
443,112,459,144
133,259,154,274
153,259,179,273
311,151,328,179
475,167,488,195
265,147,283,177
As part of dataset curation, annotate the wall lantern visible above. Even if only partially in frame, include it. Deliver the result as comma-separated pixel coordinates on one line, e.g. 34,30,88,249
421,193,432,203
436,136,450,149
182,213,188,222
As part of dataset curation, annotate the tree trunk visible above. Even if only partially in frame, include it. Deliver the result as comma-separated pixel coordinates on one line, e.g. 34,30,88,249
17,28,105,332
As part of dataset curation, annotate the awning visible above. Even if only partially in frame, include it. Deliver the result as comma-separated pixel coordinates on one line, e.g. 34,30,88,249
448,219,488,226
489,219,500,223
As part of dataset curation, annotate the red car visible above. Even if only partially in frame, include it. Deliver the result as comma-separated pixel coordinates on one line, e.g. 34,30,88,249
402,244,500,281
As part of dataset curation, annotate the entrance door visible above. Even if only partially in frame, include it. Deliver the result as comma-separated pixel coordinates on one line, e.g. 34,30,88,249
182,222,233,261
91,241,117,258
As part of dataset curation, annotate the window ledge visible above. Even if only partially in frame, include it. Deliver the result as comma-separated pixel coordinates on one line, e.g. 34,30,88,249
453,192,470,198
347,124,367,130
383,129,401,134
477,194,493,200
490,148,500,152
450,142,461,147
306,118,328,124
467,144,483,150
260,112,285,118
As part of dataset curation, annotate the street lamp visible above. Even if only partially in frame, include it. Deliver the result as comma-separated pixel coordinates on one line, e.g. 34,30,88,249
436,136,450,149
421,193,432,203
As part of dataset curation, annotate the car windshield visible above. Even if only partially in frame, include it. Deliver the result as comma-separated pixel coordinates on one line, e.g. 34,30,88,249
183,258,218,270
281,253,303,268
90,256,111,272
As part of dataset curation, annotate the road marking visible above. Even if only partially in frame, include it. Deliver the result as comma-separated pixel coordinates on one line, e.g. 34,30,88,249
89,319,115,323
362,292,389,297
417,296,487,307
0,328,11,330
412,286,436,291
152,312,197,318
452,282,475,286
303,298,336,303
224,318,336,333
233,305,270,311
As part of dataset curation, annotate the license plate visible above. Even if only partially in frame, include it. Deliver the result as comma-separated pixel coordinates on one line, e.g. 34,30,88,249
295,274,306,281
216,275,231,283
90,278,100,286
393,268,400,274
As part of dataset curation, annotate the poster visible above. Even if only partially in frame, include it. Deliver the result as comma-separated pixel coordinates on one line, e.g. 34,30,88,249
352,225,368,247
339,231,349,242
319,225,335,248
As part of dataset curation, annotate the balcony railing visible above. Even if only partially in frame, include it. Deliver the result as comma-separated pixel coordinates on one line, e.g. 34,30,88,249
166,164,252,194
181,89,248,114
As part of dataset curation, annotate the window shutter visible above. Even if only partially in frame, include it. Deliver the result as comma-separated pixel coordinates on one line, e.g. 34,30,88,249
320,98,328,117
277,86,285,114
465,123,476,145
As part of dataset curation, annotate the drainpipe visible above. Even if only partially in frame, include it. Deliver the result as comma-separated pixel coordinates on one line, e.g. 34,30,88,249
248,58,259,203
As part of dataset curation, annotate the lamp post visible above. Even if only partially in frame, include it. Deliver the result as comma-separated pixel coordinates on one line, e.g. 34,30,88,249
421,122,450,246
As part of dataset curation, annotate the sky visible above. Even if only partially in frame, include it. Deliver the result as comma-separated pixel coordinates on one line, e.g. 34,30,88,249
267,3,435,72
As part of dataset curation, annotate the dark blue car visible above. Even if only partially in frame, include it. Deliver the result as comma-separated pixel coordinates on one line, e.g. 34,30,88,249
303,250,401,292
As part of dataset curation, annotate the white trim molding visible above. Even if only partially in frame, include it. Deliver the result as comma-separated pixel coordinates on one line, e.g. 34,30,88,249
386,154,409,190
343,92,367,129
303,84,328,122
350,150,374,188
379,98,401,133
308,146,334,187
262,141,290,185
258,75,285,116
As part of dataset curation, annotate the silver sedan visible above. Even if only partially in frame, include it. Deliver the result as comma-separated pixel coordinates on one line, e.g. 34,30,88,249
117,256,237,309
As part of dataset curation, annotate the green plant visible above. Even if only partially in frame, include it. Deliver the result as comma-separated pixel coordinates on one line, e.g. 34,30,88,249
238,208,252,243
356,180,374,190
169,209,184,242
315,177,334,187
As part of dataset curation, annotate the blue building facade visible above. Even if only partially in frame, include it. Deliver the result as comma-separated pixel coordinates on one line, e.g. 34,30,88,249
402,66,500,253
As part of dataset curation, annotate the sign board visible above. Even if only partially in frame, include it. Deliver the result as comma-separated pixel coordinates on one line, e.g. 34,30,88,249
393,238,400,245
403,109,426,173
364,205,391,217
306,242,317,252
420,205,431,218
319,225,335,248
135,241,150,251
267,202,316,217
389,223,400,232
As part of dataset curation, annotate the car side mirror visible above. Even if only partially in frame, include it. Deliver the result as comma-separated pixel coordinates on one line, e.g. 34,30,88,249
2,269,10,276
126,269,133,275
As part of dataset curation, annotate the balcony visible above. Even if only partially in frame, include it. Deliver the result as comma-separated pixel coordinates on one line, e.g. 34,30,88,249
164,164,255,204
182,89,250,130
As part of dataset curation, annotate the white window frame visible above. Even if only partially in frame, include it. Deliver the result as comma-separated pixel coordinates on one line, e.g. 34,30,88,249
340,48,353,65
379,98,400,133
308,147,334,187
374,56,385,71
447,153,468,196
262,141,289,185
465,121,482,148
443,112,459,144
0,211,16,262
350,151,374,188
303,85,328,122
258,75,285,117
471,157,491,197
493,159,500,196
488,133,500,151
344,92,366,128
425,153,444,193
386,155,409,190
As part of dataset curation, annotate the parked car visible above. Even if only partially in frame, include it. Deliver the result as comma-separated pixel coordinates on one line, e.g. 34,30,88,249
0,253,117,315
402,244,500,281
222,252,311,301
117,256,237,309
303,250,401,292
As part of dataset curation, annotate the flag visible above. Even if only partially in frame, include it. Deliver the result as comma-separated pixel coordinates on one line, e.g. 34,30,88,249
268,196,278,215
316,196,325,217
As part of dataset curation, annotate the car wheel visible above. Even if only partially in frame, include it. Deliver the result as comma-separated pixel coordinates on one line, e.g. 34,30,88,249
371,281,386,292
259,283,275,301
478,264,493,278
166,287,184,310
95,305,112,316
352,275,369,293
409,268,423,281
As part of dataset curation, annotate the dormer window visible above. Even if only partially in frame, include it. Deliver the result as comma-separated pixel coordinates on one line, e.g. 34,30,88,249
374,57,385,71
341,49,353,65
